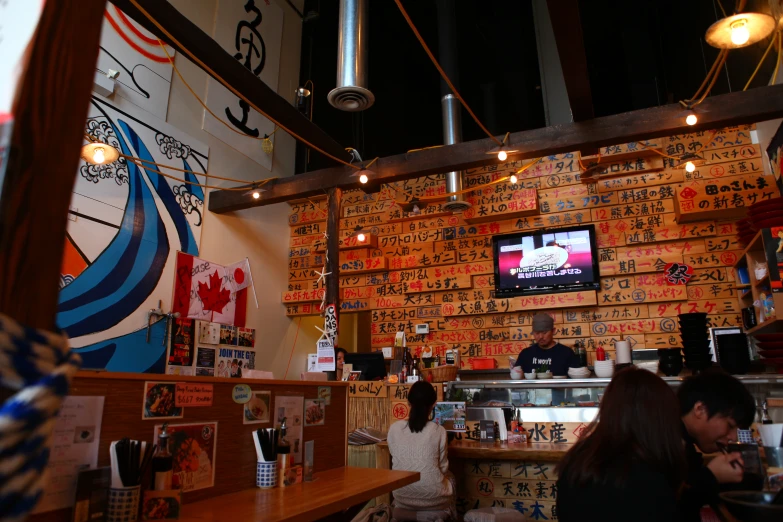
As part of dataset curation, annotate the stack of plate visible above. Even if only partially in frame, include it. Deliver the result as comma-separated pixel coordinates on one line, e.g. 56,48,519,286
594,360,615,378
755,333,783,372
738,197,783,245
679,313,713,374
567,367,591,379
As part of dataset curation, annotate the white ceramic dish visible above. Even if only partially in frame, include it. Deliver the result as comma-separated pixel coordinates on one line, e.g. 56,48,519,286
536,372,552,379
524,372,537,380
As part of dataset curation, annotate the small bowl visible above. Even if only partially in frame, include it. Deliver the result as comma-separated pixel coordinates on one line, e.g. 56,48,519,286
536,372,552,379
594,368,614,378
524,372,537,380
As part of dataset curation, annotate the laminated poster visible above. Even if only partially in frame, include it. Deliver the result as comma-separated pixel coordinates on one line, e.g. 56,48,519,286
142,382,183,420
169,318,194,367
198,321,220,345
154,422,217,492
219,324,237,345
432,402,466,432
243,391,271,424
273,395,304,464
33,396,105,514
237,327,255,347
196,347,216,376
217,347,256,378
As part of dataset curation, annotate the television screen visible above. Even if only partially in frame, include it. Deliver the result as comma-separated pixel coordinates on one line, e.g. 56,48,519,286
493,224,601,297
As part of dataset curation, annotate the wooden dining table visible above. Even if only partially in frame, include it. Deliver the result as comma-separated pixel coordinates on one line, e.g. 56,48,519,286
177,466,419,522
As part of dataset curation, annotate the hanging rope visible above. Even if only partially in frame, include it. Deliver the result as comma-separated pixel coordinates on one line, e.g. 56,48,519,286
393,0,503,147
0,314,81,522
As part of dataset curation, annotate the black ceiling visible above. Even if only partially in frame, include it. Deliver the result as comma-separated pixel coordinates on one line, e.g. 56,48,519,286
296,0,777,173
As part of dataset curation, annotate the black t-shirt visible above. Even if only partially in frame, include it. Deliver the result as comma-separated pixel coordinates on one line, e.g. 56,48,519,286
514,342,577,375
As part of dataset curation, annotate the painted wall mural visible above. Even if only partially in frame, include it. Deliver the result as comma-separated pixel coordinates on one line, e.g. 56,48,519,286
203,0,283,169
61,94,208,373
96,5,175,117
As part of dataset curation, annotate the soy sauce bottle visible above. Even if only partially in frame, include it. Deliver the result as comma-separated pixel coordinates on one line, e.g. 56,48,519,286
152,423,173,490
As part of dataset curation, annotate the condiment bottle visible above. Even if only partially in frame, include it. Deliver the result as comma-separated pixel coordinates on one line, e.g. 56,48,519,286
596,344,606,362
510,408,519,434
277,418,291,488
762,400,773,425
152,423,173,490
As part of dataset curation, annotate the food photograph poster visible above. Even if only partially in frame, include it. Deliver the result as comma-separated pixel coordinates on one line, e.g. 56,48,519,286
143,382,183,420
154,422,217,492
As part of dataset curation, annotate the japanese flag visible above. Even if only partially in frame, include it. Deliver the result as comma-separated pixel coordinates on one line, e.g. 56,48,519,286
227,258,253,292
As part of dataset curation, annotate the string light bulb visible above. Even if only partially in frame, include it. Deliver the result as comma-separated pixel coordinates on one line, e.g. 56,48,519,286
685,112,697,126
252,191,261,199
486,132,518,162
730,19,750,46
685,161,696,173
498,150,508,162
81,141,120,165
359,173,368,184
357,233,366,242
510,174,518,184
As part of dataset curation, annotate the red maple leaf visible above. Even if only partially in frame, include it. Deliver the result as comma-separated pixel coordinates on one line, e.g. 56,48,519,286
197,270,231,314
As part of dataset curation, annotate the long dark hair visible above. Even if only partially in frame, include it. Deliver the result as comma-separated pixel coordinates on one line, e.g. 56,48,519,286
407,381,437,433
556,368,685,490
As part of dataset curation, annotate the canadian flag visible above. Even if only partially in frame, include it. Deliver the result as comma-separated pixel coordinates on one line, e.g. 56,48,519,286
226,258,253,292
172,252,247,326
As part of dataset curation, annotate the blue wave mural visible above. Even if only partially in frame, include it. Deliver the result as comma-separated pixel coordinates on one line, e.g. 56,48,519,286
59,99,206,374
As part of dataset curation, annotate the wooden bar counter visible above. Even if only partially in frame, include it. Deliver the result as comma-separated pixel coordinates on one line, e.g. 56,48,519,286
178,467,419,522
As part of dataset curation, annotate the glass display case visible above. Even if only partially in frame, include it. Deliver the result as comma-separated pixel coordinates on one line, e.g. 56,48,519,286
446,375,783,423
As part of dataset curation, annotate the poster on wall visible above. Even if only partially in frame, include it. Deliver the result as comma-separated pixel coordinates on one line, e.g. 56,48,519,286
96,6,175,116
196,347,216,376
154,422,217,493
172,252,248,327
238,327,255,347
243,391,271,425
203,0,283,168
169,318,194,367
142,381,183,420
60,94,209,374
765,121,783,196
217,346,256,378
198,321,220,344
273,395,304,464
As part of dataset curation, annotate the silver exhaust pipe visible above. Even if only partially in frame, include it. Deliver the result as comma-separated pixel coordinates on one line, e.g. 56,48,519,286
441,94,471,212
328,0,375,111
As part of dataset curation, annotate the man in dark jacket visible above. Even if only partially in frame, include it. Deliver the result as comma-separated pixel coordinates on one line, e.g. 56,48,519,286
678,371,756,521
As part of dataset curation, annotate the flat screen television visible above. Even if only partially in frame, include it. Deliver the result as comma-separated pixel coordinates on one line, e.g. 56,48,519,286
493,224,601,297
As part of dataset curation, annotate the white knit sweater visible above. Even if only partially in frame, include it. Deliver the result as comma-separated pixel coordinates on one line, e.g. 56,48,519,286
387,420,453,509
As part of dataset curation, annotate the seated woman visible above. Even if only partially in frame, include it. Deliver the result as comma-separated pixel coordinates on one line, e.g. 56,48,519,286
556,367,685,522
326,348,347,381
387,381,454,520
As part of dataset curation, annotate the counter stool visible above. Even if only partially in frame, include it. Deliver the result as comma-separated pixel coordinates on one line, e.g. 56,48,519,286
463,507,526,522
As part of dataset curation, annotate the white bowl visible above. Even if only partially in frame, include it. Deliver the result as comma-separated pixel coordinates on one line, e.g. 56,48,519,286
553,375,567,379
594,361,615,368
536,372,552,379
524,372,537,380
594,368,614,378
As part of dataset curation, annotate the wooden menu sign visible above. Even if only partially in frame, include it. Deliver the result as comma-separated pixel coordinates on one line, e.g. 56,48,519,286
464,188,539,224
348,381,387,398
674,173,777,222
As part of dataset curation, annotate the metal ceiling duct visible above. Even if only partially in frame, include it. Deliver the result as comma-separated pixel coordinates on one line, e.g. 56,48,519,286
327,0,375,111
441,94,471,212
436,0,470,213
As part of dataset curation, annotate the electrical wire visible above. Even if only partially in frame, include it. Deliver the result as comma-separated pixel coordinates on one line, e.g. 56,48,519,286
744,32,778,90
127,0,360,170
393,0,503,147
771,30,782,85
84,133,276,190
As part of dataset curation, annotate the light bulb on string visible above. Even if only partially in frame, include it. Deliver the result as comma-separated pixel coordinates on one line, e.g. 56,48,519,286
357,233,366,242
730,19,750,46
685,112,697,126
498,150,508,162
510,174,518,184
252,191,261,199
359,173,368,184
81,142,119,165
685,161,695,173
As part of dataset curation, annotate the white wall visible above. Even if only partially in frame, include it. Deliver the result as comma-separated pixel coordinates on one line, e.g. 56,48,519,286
166,0,316,379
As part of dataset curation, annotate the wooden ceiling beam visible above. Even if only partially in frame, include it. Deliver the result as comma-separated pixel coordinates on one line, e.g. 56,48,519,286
546,0,594,122
108,0,351,164
208,83,783,213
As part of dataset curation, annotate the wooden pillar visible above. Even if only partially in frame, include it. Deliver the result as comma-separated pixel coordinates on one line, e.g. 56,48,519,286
325,187,341,341
0,0,107,330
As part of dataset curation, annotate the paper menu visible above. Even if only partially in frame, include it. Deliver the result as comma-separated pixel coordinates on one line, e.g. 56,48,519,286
33,396,105,514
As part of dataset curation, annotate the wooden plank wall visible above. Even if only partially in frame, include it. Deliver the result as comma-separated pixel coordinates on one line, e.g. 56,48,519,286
30,373,348,522
285,125,777,368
